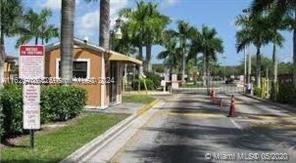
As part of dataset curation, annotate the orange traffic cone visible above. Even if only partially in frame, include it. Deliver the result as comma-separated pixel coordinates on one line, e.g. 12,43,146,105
228,95,236,117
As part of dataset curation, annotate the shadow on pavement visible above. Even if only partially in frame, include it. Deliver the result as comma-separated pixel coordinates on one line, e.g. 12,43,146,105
124,145,214,163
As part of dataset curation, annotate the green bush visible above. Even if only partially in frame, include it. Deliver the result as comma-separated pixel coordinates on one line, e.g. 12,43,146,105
277,83,296,105
131,78,156,90
1,84,23,138
131,73,162,90
253,86,262,97
146,72,162,88
0,84,87,140
41,86,87,121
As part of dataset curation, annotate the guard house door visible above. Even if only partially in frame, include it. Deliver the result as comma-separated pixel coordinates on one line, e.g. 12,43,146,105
109,62,117,104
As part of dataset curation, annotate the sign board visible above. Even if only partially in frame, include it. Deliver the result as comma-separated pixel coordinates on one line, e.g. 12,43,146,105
19,45,44,130
161,80,166,87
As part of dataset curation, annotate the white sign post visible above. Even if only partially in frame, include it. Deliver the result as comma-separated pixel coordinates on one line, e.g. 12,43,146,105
19,45,44,148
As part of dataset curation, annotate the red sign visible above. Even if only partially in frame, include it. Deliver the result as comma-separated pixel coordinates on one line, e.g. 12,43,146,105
20,45,44,56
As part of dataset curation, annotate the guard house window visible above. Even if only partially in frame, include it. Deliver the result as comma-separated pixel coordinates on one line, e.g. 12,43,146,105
58,60,88,78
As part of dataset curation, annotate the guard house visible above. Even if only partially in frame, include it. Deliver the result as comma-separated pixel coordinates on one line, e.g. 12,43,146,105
45,38,142,109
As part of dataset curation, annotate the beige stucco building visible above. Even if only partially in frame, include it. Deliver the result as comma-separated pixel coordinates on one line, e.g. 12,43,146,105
45,38,142,109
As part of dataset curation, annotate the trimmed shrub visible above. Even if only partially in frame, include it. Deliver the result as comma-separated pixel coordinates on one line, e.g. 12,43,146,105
131,73,162,90
1,84,23,138
131,78,156,90
41,86,87,122
145,72,162,89
0,84,87,140
277,83,296,105
253,86,262,98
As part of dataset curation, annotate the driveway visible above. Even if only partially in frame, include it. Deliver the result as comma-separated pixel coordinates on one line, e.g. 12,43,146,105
111,93,296,163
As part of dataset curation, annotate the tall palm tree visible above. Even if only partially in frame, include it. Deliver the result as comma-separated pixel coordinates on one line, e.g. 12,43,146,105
60,0,75,84
120,0,170,72
16,8,58,46
197,26,224,94
0,0,22,85
265,11,285,100
251,0,296,87
236,13,270,88
170,20,195,83
157,30,181,74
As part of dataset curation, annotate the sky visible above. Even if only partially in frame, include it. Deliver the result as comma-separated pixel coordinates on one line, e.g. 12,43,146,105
5,0,294,66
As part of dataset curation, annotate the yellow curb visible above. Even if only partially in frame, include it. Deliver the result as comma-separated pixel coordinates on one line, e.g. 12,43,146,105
136,99,160,116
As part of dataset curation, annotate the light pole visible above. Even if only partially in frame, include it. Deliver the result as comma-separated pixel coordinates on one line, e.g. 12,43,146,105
222,55,226,80
110,18,123,50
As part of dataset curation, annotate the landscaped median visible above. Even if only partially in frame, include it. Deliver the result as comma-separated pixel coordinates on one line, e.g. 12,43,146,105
1,92,158,162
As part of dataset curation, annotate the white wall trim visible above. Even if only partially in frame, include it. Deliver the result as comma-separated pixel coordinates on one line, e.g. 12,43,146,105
56,58,91,79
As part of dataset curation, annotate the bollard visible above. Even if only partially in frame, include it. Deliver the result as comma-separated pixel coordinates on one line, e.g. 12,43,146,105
228,95,236,117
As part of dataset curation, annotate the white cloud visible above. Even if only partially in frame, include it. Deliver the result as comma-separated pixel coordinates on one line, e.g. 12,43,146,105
167,0,178,5
41,0,80,10
78,11,100,37
77,0,128,37
110,0,128,27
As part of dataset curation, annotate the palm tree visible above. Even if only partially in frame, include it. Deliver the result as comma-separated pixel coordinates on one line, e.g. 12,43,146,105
197,26,224,94
265,11,285,100
16,9,58,46
120,0,170,72
170,20,195,83
60,0,75,84
236,13,270,88
251,0,296,87
157,30,181,75
0,0,22,85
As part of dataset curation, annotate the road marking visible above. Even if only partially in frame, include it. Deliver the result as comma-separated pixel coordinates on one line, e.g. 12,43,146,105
229,118,242,130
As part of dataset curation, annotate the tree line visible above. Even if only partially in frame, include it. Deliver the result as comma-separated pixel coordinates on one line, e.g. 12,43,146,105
236,0,296,99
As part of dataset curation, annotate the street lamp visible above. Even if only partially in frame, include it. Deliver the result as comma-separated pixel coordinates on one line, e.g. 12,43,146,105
113,18,123,40
110,18,123,50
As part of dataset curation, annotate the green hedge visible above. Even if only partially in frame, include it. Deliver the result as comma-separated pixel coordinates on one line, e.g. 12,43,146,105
0,84,87,140
131,73,162,90
1,84,23,138
41,86,87,122
277,83,296,105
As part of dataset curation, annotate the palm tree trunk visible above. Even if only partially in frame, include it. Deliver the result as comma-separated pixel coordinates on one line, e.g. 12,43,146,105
206,57,210,95
0,5,5,86
203,54,206,87
99,0,110,107
145,44,152,72
0,42,3,86
35,37,38,45
256,47,261,88
293,24,296,87
272,43,278,101
138,46,143,59
60,0,75,84
182,51,186,84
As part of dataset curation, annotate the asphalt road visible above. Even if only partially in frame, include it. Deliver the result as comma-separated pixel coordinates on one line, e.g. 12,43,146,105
111,93,296,163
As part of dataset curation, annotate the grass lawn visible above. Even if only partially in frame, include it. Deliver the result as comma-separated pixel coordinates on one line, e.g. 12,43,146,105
122,95,155,104
0,113,128,163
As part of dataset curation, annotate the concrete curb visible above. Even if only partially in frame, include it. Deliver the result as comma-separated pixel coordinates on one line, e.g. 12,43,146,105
241,94,295,115
60,99,160,163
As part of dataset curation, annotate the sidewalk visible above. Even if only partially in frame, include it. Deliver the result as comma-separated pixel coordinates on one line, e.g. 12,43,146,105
85,103,144,114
